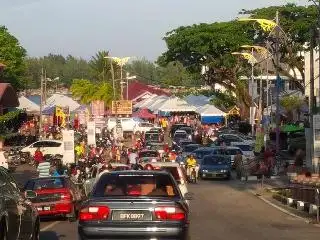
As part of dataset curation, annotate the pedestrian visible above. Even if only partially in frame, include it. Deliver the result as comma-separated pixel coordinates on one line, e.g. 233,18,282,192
33,147,44,167
234,151,243,180
128,149,138,166
37,159,51,178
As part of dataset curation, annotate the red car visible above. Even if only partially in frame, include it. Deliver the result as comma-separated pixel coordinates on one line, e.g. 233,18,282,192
24,176,83,220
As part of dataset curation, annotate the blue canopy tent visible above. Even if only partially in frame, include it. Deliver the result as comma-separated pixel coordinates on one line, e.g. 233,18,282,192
196,104,226,124
42,105,56,115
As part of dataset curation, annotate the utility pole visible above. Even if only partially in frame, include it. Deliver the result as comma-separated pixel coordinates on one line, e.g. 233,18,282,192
310,27,316,173
275,11,281,153
126,72,129,100
250,47,255,136
39,68,44,139
44,70,47,104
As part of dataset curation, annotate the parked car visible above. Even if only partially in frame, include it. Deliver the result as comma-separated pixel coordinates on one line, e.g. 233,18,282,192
24,176,82,220
218,134,254,146
173,130,188,145
146,142,165,157
78,171,190,240
181,144,201,158
180,127,193,141
144,131,162,143
192,147,217,163
199,155,231,180
146,162,189,204
170,123,188,137
230,143,254,158
21,140,63,159
138,150,160,164
0,167,40,240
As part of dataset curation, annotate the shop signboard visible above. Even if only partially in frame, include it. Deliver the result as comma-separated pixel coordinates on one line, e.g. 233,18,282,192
91,100,105,117
111,100,132,115
62,130,74,164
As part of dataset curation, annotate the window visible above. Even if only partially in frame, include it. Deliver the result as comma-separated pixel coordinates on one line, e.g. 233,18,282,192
25,178,66,190
92,174,179,197
225,149,240,155
32,141,44,148
41,141,61,148
139,151,158,158
203,156,229,165
174,133,187,139
184,145,200,153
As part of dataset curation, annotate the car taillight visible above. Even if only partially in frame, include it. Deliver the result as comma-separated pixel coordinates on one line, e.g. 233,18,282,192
60,192,72,201
154,206,185,221
79,206,110,221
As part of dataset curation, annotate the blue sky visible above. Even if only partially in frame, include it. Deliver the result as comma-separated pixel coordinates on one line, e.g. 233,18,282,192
0,0,309,60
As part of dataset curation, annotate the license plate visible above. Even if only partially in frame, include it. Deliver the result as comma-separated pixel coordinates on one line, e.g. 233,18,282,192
112,210,151,221
37,206,51,211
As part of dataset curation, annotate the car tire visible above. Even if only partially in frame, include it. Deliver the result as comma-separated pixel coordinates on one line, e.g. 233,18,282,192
0,219,7,240
32,219,40,240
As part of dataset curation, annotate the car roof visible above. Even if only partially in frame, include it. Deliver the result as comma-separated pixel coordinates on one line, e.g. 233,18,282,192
102,170,171,176
28,176,68,181
36,139,62,143
149,162,180,167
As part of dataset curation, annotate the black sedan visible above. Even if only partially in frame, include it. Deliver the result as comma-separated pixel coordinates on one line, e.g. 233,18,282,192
0,167,40,240
78,170,191,240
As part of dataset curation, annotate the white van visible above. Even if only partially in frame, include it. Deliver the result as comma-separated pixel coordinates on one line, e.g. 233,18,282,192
21,140,63,157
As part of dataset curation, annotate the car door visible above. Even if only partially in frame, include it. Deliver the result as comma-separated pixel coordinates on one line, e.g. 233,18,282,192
0,170,20,240
85,166,98,196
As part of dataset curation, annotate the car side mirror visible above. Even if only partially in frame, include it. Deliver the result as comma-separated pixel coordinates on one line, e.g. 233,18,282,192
24,190,37,199
184,192,194,200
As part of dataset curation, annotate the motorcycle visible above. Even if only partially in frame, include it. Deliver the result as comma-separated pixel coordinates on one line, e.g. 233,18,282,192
186,166,197,184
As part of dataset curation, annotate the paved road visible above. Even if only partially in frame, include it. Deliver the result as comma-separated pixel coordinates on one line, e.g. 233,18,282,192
30,178,319,240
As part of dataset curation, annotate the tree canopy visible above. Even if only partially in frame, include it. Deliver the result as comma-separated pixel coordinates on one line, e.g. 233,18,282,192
0,26,27,89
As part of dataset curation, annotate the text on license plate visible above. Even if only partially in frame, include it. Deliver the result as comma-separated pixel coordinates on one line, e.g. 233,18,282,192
112,211,151,221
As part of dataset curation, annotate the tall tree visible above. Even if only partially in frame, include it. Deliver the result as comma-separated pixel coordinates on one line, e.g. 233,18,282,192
0,26,27,89
125,58,159,84
280,95,304,122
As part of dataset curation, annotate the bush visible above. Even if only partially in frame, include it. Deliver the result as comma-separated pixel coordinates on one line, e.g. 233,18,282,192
238,121,251,135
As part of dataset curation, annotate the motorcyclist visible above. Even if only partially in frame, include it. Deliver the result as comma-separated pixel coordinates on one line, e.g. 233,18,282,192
186,154,197,179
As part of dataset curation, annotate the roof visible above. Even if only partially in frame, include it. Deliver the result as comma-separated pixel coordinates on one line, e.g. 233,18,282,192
0,83,19,108
18,96,40,113
196,104,226,116
124,81,171,101
44,94,80,112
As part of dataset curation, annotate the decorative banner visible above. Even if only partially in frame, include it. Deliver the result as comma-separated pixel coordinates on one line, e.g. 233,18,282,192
91,100,105,117
111,100,132,115
62,130,75,164
87,121,96,145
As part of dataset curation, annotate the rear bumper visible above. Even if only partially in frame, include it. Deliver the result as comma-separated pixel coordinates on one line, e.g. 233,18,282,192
34,202,73,216
201,172,230,179
78,224,188,240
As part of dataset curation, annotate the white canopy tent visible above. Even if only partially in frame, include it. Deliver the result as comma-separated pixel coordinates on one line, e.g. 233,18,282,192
44,94,80,112
196,104,226,116
18,96,40,113
156,97,197,112
184,95,211,107
134,94,158,108
146,96,170,111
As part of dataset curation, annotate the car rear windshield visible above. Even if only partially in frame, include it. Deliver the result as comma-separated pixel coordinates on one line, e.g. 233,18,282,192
225,149,240,155
25,178,66,190
92,174,179,197
184,145,199,152
194,150,212,159
174,133,187,139
145,133,159,141
235,145,252,151
181,128,192,134
203,157,229,165
139,151,158,158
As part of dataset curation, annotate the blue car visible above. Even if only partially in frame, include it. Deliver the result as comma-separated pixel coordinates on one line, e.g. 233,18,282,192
199,155,231,180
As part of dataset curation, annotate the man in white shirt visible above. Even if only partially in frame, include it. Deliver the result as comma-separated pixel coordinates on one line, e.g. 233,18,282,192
128,149,138,166
37,161,51,177
0,149,8,170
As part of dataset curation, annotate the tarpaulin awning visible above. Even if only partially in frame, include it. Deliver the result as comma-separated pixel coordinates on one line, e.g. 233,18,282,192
133,108,156,119
280,124,304,132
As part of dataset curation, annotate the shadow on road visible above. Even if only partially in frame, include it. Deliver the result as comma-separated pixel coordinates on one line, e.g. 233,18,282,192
40,231,66,240
12,164,37,185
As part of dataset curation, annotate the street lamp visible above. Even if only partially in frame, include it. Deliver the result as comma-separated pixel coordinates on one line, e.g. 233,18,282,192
232,51,257,135
104,56,131,100
239,13,283,154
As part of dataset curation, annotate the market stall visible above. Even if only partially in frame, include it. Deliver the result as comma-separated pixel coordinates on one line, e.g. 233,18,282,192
196,104,226,124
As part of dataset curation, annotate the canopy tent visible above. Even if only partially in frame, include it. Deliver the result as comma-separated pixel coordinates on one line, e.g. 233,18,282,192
196,104,226,124
44,94,80,112
134,94,158,108
18,96,40,113
42,105,55,115
184,95,211,107
156,97,197,112
147,96,170,111
73,105,89,113
133,108,156,119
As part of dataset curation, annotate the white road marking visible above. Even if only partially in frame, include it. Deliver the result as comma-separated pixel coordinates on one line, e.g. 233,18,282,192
40,221,61,231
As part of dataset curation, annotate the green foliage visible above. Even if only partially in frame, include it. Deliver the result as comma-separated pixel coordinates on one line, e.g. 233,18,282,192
70,79,113,105
25,54,92,88
125,58,160,84
211,90,237,110
89,51,120,82
280,95,304,121
0,110,26,136
0,26,27,89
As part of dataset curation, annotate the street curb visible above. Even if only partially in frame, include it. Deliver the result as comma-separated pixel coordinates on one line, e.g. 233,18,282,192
248,189,312,224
